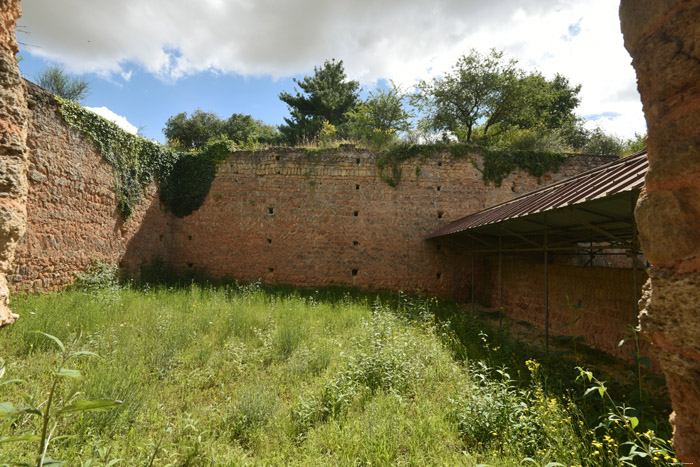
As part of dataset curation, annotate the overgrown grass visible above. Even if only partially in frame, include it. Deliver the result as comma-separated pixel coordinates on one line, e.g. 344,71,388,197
1,282,676,466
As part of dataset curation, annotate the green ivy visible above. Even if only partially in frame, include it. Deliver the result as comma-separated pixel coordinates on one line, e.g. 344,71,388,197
158,138,233,217
376,142,566,187
480,149,568,186
55,96,179,218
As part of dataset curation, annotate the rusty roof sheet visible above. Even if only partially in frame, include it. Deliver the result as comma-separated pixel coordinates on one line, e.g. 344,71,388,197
427,151,648,239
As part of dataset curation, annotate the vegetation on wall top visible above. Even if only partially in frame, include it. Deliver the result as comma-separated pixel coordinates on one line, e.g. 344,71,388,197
376,142,567,187
158,138,233,217
55,96,179,218
56,96,236,219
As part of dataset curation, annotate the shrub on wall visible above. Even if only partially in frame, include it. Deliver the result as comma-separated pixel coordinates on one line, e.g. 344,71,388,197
479,149,569,187
158,138,234,217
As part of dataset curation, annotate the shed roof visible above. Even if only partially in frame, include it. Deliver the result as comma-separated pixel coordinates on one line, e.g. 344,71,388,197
427,151,648,252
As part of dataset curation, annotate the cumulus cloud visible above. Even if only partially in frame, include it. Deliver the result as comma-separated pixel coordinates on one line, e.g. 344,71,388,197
84,106,138,134
19,0,645,138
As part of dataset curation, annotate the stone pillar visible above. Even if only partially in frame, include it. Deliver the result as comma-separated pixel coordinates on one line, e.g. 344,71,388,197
0,0,28,328
620,1,700,463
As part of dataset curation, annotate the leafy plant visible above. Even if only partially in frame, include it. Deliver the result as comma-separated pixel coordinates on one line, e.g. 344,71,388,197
55,97,179,218
158,137,233,217
36,65,90,103
576,368,677,466
347,84,413,149
0,333,121,466
73,260,119,291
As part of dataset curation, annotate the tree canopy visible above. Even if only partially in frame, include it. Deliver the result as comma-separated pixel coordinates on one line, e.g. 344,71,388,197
346,84,413,148
413,49,582,145
163,110,280,150
36,65,90,103
279,59,360,144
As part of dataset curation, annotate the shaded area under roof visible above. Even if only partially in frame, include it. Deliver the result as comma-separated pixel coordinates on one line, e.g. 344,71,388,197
427,151,648,253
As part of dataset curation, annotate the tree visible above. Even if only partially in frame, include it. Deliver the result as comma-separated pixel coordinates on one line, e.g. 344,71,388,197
36,65,90,102
163,110,225,150
503,73,581,131
223,113,280,147
585,127,624,156
279,59,360,144
347,84,413,148
163,110,280,150
414,50,582,144
622,132,646,155
413,49,520,143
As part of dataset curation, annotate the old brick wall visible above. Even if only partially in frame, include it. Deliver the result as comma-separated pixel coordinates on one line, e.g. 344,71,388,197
169,148,611,295
479,255,650,360
9,81,170,292
620,0,700,462
0,0,28,327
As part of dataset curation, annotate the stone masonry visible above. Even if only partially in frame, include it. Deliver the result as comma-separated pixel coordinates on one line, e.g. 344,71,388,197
620,0,700,462
0,0,28,328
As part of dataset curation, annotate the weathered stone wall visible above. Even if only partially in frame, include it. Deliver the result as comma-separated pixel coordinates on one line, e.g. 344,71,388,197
620,0,700,462
0,0,28,327
480,255,651,360
10,82,171,291
168,148,610,295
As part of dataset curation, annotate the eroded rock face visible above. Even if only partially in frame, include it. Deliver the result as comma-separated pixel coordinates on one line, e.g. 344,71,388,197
0,0,28,328
620,0,700,462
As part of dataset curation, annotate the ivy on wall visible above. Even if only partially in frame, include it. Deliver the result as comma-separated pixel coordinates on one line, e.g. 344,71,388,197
376,143,567,188
55,96,178,218
479,149,568,187
158,139,233,217
55,97,235,218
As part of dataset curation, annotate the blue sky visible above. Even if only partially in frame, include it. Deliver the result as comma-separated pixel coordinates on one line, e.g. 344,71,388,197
16,0,646,144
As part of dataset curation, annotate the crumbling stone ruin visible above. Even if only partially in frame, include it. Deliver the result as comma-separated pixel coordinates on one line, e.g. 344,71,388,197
621,0,700,463
2,0,700,461
0,0,28,328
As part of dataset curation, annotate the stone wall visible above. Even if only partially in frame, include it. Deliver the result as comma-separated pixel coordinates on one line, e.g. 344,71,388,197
10,82,170,291
620,0,700,462
0,0,28,327
479,255,651,360
167,148,610,295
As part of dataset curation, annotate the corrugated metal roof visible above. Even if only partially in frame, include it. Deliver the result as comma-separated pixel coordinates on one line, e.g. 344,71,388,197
427,151,647,240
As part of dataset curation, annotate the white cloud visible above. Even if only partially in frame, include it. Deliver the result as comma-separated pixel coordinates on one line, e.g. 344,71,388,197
18,0,645,138
84,106,138,134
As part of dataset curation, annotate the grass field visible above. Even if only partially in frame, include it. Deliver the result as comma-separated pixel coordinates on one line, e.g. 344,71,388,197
0,280,677,466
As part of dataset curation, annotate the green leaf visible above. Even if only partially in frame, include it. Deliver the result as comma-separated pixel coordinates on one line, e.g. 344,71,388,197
41,458,67,466
0,434,40,443
629,416,639,429
583,387,598,398
32,331,65,353
0,401,18,418
637,357,651,369
21,408,43,416
68,351,100,360
0,378,25,388
60,399,123,414
55,368,83,380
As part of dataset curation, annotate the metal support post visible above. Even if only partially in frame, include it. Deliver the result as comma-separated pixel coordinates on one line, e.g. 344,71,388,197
498,232,503,328
471,254,475,318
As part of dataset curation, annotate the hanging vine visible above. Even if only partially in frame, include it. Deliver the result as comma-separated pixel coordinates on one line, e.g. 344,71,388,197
54,96,179,218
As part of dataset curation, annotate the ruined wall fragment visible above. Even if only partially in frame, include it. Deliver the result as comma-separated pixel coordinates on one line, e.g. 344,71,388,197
0,0,28,328
620,0,700,462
